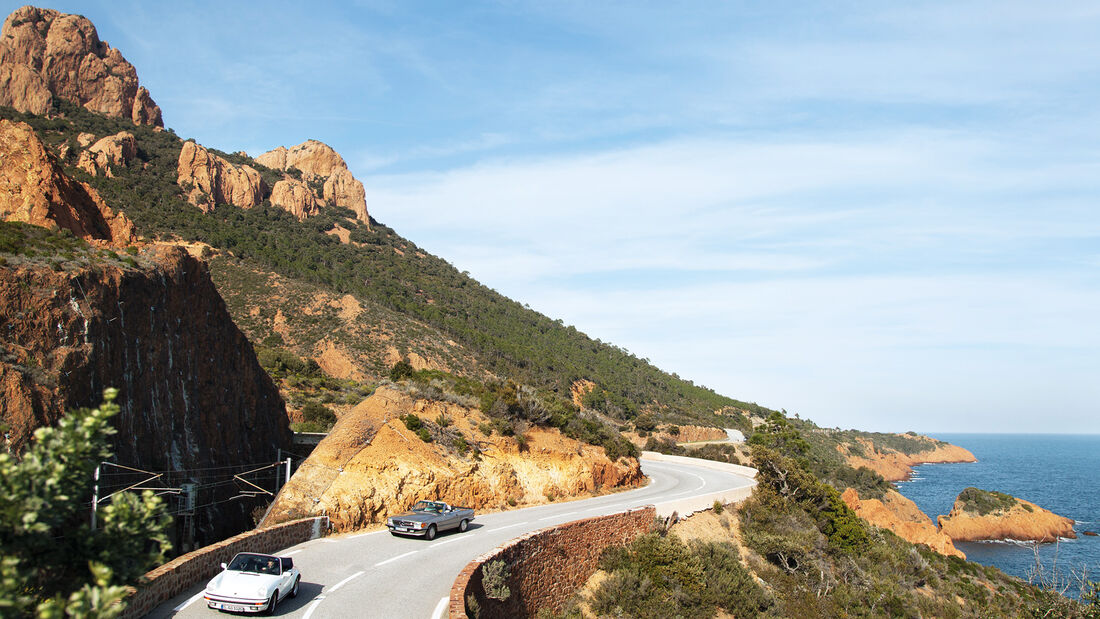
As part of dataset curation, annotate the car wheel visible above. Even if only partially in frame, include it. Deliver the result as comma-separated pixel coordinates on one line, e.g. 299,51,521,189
459,519,469,533
426,524,437,540
290,576,300,598
265,592,277,616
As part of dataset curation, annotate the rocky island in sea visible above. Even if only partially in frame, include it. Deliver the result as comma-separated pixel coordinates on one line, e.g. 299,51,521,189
938,487,1076,543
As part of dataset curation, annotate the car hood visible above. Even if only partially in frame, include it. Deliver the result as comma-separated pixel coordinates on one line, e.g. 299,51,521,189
206,570,279,598
391,511,434,522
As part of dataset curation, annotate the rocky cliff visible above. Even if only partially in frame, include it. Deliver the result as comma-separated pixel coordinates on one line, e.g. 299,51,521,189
264,386,643,531
256,140,369,224
838,435,977,482
0,6,162,126
841,487,964,558
176,141,267,212
937,488,1076,543
0,118,133,244
76,130,136,177
0,233,293,544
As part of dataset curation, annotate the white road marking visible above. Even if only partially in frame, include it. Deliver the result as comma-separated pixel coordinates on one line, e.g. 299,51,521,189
539,511,578,520
283,549,303,556
320,538,337,543
432,596,449,619
172,592,204,611
434,536,464,546
374,550,419,567
350,529,386,539
328,570,365,593
487,522,526,533
301,595,326,619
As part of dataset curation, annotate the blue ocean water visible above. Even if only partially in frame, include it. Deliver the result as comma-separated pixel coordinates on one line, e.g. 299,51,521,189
895,434,1100,596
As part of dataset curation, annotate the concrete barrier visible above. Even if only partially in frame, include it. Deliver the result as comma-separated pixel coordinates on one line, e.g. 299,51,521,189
122,516,328,618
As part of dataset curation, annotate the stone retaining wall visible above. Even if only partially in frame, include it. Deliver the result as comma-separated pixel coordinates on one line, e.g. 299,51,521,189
449,507,655,618
122,516,328,618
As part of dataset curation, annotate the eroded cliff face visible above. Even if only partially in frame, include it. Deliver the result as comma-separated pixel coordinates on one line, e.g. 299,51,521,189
264,386,643,531
0,6,162,126
0,242,292,543
841,488,965,558
256,140,369,225
0,118,133,244
937,492,1075,543
176,141,267,212
838,435,977,482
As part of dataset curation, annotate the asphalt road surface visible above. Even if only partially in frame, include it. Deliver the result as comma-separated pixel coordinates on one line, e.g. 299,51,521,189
146,457,754,619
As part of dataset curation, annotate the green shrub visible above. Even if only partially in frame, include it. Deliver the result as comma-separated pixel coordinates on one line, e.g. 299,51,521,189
416,427,432,443
958,487,1018,516
402,414,422,431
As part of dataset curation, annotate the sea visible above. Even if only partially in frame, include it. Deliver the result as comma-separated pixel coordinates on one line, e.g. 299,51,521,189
894,434,1100,597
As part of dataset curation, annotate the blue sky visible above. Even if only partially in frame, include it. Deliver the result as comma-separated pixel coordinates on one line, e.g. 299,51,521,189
17,1,1099,432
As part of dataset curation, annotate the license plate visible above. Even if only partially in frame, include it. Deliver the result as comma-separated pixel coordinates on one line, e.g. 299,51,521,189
213,603,248,612
397,527,411,532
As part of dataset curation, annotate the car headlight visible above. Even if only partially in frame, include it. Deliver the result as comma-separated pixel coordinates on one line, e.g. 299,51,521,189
415,522,425,529
257,586,268,596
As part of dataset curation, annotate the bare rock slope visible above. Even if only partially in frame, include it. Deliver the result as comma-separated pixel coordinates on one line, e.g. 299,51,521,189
841,488,965,558
265,386,643,531
0,6,162,125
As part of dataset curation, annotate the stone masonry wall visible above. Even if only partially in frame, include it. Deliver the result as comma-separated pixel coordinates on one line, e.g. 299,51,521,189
450,507,655,618
122,516,328,618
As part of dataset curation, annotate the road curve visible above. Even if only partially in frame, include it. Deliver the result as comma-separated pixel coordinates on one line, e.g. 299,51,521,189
145,456,754,619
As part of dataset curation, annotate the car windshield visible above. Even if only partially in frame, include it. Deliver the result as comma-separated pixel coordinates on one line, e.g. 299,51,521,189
413,500,444,513
227,554,280,575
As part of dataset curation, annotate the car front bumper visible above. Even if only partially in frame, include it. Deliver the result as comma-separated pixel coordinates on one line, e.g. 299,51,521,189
387,524,429,536
205,593,269,613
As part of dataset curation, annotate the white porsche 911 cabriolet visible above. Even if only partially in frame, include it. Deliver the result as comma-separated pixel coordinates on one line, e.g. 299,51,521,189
204,552,300,614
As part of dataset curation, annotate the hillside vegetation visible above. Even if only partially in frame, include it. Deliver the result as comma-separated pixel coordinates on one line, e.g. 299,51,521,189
1,101,765,430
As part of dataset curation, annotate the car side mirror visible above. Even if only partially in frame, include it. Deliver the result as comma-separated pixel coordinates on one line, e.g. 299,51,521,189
220,562,227,569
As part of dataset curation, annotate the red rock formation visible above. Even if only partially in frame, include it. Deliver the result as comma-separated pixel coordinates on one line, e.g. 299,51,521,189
256,140,370,225
77,131,136,177
177,141,266,212
0,242,292,544
0,119,133,244
0,6,163,126
265,387,643,531
839,435,977,482
937,491,1075,543
269,177,322,219
841,488,965,558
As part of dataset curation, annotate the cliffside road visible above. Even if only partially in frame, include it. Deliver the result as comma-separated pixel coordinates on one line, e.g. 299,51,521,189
145,456,754,619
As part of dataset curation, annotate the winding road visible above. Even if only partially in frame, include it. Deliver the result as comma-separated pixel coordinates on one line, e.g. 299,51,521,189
144,455,755,619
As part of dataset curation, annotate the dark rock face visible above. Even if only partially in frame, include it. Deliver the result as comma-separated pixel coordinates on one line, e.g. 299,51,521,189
0,245,292,545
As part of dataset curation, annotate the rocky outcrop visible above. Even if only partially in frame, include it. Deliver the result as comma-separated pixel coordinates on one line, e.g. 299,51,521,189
177,141,266,212
0,241,292,545
268,178,321,219
0,6,163,126
256,140,369,224
937,488,1075,543
841,488,965,558
264,387,643,531
0,119,133,244
76,131,136,177
839,435,977,482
